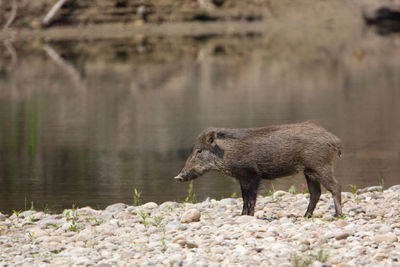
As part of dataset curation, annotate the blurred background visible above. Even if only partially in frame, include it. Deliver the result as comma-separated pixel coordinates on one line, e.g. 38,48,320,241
0,0,399,213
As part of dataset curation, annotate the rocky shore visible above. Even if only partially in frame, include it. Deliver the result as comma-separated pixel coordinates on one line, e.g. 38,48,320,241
1,185,400,266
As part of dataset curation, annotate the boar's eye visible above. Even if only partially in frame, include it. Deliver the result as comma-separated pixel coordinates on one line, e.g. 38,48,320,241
197,149,202,154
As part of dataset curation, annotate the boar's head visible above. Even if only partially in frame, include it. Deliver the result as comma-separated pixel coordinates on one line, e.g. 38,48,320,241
174,128,224,182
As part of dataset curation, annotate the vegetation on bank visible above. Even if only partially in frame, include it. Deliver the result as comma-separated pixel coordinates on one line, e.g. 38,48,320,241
2,180,387,217
1,0,266,30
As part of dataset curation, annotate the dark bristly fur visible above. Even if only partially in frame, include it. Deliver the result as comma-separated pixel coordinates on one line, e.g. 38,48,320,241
174,121,342,217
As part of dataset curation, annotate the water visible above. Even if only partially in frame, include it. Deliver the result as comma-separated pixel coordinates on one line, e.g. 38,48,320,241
0,33,399,214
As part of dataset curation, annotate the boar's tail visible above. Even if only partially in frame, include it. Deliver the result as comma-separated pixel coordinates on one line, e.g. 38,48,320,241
333,143,342,159
328,140,342,159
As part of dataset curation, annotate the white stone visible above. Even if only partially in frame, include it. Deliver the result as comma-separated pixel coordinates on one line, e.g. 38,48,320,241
159,201,178,210
20,210,35,218
143,202,158,209
235,245,247,255
215,235,224,243
219,198,237,206
26,228,47,238
373,233,398,243
273,190,287,199
378,225,392,233
181,209,201,223
168,254,183,265
105,203,127,212
235,215,257,224
388,185,400,191
311,261,323,267
166,221,187,231
78,207,99,216
255,210,264,219
76,228,92,242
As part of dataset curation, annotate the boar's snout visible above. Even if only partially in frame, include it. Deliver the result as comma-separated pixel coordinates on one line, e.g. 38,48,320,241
174,174,185,182
174,170,189,182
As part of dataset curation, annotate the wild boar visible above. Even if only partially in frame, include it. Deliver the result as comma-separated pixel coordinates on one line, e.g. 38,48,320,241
174,121,342,217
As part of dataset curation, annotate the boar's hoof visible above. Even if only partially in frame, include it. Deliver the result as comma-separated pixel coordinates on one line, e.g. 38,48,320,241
174,176,185,182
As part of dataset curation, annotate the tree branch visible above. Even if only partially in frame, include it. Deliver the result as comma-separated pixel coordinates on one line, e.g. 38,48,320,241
3,0,18,30
42,0,70,27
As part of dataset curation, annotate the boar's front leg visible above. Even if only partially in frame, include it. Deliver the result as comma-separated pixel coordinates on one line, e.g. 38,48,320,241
239,178,260,216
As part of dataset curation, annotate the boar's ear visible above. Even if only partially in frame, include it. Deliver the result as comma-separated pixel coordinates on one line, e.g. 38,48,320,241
206,131,217,146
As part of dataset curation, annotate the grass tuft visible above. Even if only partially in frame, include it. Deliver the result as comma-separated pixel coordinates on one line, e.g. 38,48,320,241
184,181,196,204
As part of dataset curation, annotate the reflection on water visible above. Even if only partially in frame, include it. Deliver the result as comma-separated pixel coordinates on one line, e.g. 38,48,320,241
0,33,399,213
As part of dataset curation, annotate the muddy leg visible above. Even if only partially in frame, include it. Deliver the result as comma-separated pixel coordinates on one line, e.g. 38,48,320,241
239,178,260,216
313,166,343,217
304,173,321,217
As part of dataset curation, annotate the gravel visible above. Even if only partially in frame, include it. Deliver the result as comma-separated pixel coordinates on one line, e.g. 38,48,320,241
1,185,400,266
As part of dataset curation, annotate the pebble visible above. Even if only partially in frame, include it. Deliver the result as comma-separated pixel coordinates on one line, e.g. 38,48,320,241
0,185,399,266
235,215,256,224
388,185,400,191
180,208,201,223
27,228,48,238
219,198,237,206
356,186,383,194
143,202,158,209
20,210,35,218
372,233,398,243
335,232,350,240
105,203,127,213
272,190,287,199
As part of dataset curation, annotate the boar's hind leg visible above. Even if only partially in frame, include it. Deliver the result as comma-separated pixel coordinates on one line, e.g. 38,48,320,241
239,178,260,216
306,166,343,217
304,174,321,218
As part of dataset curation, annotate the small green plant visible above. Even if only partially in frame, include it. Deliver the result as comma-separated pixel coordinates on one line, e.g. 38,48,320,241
65,205,80,232
316,249,329,262
378,178,385,191
184,181,196,204
94,218,104,225
138,211,149,227
205,213,213,220
348,184,358,194
230,192,238,198
69,220,78,232
65,206,79,221
288,185,297,194
160,239,167,252
152,216,164,227
168,205,174,212
338,214,347,220
13,209,22,217
304,214,314,221
266,183,276,196
30,201,35,211
355,196,360,205
292,249,329,267
133,188,142,206
28,232,35,243
51,249,63,254
42,204,52,214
